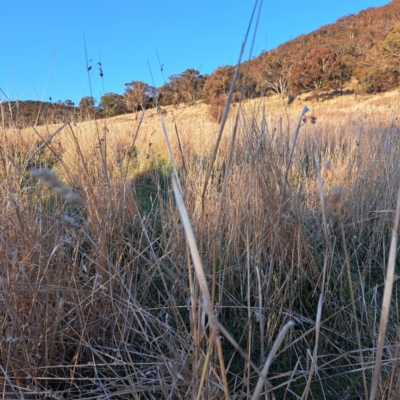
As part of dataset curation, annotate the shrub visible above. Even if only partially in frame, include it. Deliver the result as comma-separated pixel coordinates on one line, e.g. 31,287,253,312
355,66,398,93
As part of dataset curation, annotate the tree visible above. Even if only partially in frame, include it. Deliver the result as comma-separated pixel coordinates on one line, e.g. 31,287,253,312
158,82,175,106
168,69,206,105
123,81,156,115
380,22,400,70
355,66,397,93
266,71,290,98
290,48,342,93
100,93,128,116
256,59,291,98
64,99,75,108
79,96,96,110
202,65,238,101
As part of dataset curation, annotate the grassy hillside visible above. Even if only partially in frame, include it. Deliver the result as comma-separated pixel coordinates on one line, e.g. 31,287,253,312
1,89,400,399
8,1,400,131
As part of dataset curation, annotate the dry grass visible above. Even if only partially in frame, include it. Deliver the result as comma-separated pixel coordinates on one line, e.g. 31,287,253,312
1,89,400,399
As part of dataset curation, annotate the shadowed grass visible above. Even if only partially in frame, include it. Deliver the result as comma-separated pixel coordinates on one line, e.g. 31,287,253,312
1,84,400,398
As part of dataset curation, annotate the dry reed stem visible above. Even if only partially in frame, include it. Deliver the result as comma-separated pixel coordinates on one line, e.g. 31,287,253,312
341,220,369,399
255,267,264,366
196,332,215,400
201,0,258,200
173,121,187,175
265,106,309,301
215,103,241,229
251,321,295,400
124,108,145,175
313,149,331,290
25,122,69,165
159,110,182,194
246,231,253,399
172,173,230,399
369,186,400,400
301,293,323,400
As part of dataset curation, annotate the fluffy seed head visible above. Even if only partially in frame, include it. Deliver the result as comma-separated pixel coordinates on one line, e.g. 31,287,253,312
32,168,85,205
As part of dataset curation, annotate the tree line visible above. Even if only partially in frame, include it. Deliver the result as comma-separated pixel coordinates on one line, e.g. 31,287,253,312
4,0,400,128
95,0,400,116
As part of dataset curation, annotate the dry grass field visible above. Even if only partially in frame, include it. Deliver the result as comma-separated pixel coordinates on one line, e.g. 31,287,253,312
1,88,400,399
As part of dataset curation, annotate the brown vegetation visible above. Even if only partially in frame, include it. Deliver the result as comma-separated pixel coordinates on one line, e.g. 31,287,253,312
4,2,400,398
1,86,400,397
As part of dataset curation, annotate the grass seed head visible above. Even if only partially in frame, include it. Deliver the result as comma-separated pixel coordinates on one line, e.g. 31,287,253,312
32,168,85,204
32,168,61,188
64,191,85,205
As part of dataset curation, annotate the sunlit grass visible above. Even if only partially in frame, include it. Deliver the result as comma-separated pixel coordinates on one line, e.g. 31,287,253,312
1,90,400,398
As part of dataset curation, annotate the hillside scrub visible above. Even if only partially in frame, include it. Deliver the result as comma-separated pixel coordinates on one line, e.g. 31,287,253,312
1,90,400,398
8,1,400,132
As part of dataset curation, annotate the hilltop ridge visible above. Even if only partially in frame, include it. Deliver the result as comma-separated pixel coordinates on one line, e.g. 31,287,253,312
3,0,400,128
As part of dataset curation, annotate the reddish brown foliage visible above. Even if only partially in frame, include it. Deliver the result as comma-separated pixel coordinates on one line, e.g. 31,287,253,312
290,48,342,93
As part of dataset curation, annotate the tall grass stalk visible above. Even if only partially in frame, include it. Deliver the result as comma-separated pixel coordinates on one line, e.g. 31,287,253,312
252,321,295,400
172,173,231,399
370,187,400,400
264,106,309,301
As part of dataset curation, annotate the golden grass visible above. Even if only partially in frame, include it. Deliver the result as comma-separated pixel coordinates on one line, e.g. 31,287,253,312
1,90,400,398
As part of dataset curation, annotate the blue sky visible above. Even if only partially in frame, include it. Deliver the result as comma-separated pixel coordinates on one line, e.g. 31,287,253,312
0,0,390,105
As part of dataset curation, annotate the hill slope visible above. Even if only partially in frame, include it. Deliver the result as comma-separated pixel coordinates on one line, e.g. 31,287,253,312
4,0,400,128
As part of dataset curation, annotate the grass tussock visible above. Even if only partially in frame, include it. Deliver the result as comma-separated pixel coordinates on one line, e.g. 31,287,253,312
1,90,400,399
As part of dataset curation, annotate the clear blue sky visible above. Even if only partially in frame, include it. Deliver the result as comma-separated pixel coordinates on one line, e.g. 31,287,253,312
0,0,390,105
